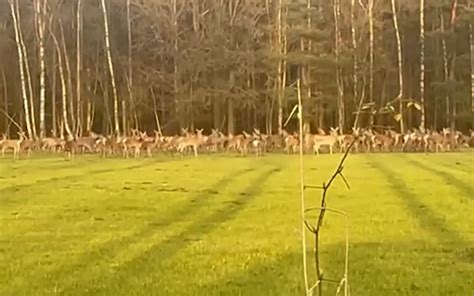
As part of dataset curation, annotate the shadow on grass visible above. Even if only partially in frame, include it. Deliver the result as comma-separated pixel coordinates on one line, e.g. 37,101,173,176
58,166,281,295
0,157,188,199
189,241,472,296
17,165,257,293
368,158,463,243
404,156,473,199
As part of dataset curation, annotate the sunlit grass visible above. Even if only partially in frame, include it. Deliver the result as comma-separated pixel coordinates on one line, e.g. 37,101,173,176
0,152,473,295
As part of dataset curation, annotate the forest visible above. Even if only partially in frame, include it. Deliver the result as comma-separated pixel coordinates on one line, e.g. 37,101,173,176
0,0,472,138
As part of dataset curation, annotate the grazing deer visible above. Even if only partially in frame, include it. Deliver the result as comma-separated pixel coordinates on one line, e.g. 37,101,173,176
18,131,37,157
41,137,64,152
0,134,23,159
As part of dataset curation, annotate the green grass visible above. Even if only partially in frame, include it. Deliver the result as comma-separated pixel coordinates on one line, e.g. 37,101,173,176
0,152,473,295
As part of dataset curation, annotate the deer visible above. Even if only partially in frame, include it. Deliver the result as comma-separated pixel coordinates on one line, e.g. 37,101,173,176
284,132,299,154
18,131,37,157
310,127,339,155
206,129,227,152
177,128,206,156
339,127,361,153
122,131,148,159
0,133,23,159
250,128,267,157
227,133,245,153
41,137,64,152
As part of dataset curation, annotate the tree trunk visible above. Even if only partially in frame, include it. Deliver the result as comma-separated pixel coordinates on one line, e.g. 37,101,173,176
16,0,37,138
391,0,404,133
440,13,449,127
76,0,83,135
126,0,133,135
36,0,47,138
172,0,181,130
52,52,57,137
58,22,76,134
51,28,73,138
228,71,235,134
368,0,374,126
470,24,473,112
8,0,33,138
449,0,458,130
334,0,344,132
351,0,358,107
228,99,234,134
2,68,9,135
100,0,120,136
419,0,425,130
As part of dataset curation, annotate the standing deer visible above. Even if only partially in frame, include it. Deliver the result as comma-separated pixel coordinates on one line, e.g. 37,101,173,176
177,128,206,156
0,134,23,159
310,127,339,155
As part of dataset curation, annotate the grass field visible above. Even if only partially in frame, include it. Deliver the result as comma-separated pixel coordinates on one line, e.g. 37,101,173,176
0,152,473,295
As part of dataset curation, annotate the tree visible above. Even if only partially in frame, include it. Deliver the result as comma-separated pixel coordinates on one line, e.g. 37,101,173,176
100,0,120,136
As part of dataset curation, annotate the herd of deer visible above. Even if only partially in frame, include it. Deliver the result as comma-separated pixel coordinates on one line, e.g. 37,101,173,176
0,127,472,159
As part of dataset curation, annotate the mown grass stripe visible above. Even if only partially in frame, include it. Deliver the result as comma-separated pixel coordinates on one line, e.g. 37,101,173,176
403,154,473,200
368,156,463,244
63,165,281,295
3,163,257,294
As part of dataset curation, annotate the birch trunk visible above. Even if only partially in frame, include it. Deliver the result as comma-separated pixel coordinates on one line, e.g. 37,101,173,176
334,0,344,132
8,0,33,138
440,13,449,126
419,0,425,130
76,0,82,135
59,22,76,133
2,68,9,135
52,52,57,137
126,0,133,135
36,0,47,138
391,0,404,133
16,0,37,138
51,28,73,138
172,0,181,129
276,0,283,134
100,0,120,136
351,0,358,106
470,24,473,112
368,0,374,126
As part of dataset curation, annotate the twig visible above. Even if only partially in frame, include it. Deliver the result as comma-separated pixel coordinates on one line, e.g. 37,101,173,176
1,108,23,132
309,137,356,296
297,78,310,293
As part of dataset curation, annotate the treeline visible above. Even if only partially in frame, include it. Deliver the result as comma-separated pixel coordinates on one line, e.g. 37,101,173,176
0,0,472,138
